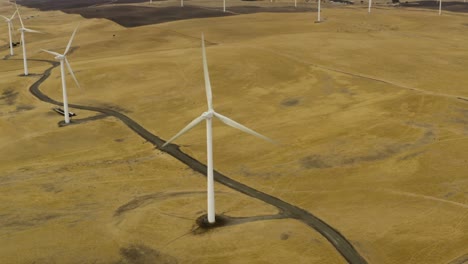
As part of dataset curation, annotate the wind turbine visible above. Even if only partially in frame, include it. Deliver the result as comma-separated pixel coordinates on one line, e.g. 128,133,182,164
438,0,442,15
368,0,372,13
1,10,17,56
223,0,226,12
17,8,41,76
42,26,80,124
162,34,274,224
181,0,184,7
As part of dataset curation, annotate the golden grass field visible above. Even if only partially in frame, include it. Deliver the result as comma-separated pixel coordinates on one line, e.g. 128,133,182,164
0,0,467,263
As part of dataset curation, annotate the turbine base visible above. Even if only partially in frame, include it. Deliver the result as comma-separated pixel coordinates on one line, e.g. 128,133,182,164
18,73,41,77
58,120,74,127
196,214,228,229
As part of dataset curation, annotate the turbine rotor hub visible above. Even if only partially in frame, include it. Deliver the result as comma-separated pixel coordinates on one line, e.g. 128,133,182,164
202,111,214,119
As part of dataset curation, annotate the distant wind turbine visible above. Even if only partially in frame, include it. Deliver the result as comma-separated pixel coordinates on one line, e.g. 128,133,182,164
162,34,274,224
368,0,372,13
17,8,41,76
223,0,226,12
42,26,80,124
1,10,17,56
439,0,442,15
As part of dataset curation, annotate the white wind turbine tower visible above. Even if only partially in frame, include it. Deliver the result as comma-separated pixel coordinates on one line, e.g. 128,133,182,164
368,0,372,13
163,34,274,224
42,26,80,124
17,9,41,76
223,0,226,12
438,0,442,15
1,10,17,56
317,0,321,22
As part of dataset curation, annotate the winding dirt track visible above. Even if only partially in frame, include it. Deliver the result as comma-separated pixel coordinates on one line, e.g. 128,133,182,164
11,57,367,264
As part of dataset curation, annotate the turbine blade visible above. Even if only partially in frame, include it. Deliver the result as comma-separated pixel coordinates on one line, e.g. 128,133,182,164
64,25,79,55
201,33,213,110
23,28,41,33
65,57,80,89
16,8,24,28
0,15,8,21
162,115,205,147
10,10,17,20
41,49,61,57
213,112,275,143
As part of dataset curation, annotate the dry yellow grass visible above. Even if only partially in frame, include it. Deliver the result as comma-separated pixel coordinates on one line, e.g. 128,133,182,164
0,1,467,263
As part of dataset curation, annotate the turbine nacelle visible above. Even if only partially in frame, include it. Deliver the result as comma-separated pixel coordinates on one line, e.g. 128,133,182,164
18,27,41,33
202,111,214,119
41,49,65,60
